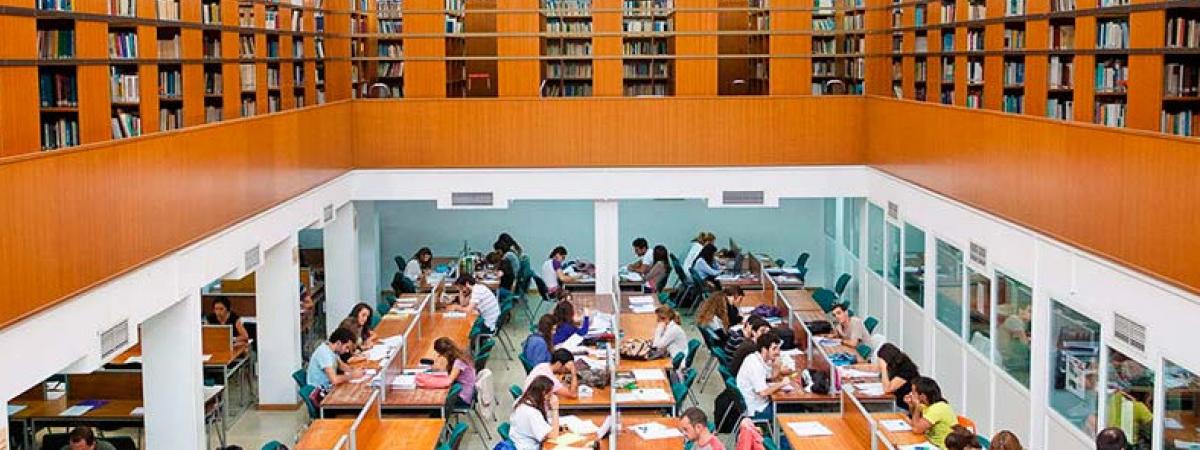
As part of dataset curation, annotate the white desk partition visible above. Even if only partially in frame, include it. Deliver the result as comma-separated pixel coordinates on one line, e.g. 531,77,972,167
379,292,432,403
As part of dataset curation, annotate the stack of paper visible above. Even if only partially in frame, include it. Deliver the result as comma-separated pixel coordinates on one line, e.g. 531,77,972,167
59,405,95,417
130,407,145,415
1174,439,1200,449
629,304,656,314
1164,417,1184,430
632,369,667,381
590,313,614,332
880,419,912,432
391,374,417,390
366,346,391,361
560,416,600,435
814,337,840,347
787,421,834,437
629,421,684,440
443,311,467,318
781,349,804,358
848,382,885,396
739,306,756,314
618,388,670,402
557,334,587,353
839,367,878,379
629,296,655,305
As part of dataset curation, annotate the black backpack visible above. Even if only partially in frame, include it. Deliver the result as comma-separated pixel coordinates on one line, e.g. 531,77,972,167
775,325,797,350
714,386,745,433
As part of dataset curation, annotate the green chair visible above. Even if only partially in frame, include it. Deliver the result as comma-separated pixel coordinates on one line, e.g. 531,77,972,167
497,422,512,443
684,338,702,369
261,441,286,450
376,293,395,316
812,288,839,313
672,352,686,370
475,338,496,358
291,368,306,388
864,316,879,334
977,435,991,449
672,368,698,411
508,384,523,402
794,253,810,270
834,273,853,297
473,350,491,372
856,343,872,360
298,385,320,420
763,436,780,450
436,422,469,450
519,353,534,373
717,365,734,384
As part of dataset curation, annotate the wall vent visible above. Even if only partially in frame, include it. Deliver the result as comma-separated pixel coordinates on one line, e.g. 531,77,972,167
722,190,765,205
969,242,988,268
1113,313,1147,353
244,245,261,271
323,204,335,223
451,192,494,206
887,201,900,220
100,319,130,358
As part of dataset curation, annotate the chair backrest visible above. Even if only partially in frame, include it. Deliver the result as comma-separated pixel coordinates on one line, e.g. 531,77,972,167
376,293,394,316
723,377,746,408
672,352,686,370
443,422,469,450
673,368,697,409
497,422,512,443
834,273,852,296
292,368,306,388
518,353,534,373
717,365,734,384
475,369,496,415
685,338,702,368
261,440,286,450
957,415,977,434
856,343,873,360
795,252,810,269
474,351,491,372
442,384,463,417
812,288,838,312
797,266,809,282
508,384,523,402
669,254,690,285
299,385,320,420
863,316,879,334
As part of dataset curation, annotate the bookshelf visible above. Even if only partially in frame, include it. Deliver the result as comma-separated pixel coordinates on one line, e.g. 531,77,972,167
542,0,594,96
445,0,467,97
747,0,769,94
1162,4,1200,136
375,0,404,97
622,0,675,96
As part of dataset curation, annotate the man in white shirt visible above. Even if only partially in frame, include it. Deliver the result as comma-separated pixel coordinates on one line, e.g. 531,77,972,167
735,333,790,421
627,238,655,274
523,349,579,399
448,274,500,331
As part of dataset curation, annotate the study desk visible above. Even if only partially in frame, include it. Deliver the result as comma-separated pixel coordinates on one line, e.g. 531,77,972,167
779,413,928,450
558,378,675,414
295,418,445,450
295,419,355,449
873,412,936,447
1165,411,1200,446
780,289,824,314
543,413,684,449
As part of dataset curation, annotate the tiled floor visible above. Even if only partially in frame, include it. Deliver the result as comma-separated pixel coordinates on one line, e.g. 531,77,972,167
224,297,727,450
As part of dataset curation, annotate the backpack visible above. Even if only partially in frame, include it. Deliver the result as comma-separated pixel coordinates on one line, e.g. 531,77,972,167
806,319,833,335
492,441,517,450
574,360,610,388
620,339,654,360
714,386,744,433
775,325,796,351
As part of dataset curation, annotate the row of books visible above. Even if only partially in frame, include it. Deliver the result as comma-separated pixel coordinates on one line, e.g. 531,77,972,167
109,0,136,17
967,3,985,21
813,39,836,54
378,0,402,17
267,40,280,58
752,14,769,31
157,68,181,96
623,40,667,55
446,16,465,33
814,0,834,15
110,68,140,103
1095,101,1126,127
205,105,223,123
624,0,672,11
623,60,668,78
202,1,220,23
267,67,281,89
379,42,403,57
39,72,78,107
111,110,142,139
940,89,954,104
623,19,670,32
1005,0,1024,16
915,35,927,52
42,117,80,150
1050,0,1074,12
1050,24,1074,50
379,19,403,33
1095,59,1127,92
352,16,367,33
1098,0,1127,6
966,29,983,51
966,91,982,108
1047,98,1074,120
547,41,592,56
159,34,182,59
891,60,902,80
292,9,304,31
265,9,280,30
941,56,955,81
942,33,954,52
813,60,839,76
1164,62,1199,97
940,3,955,23
294,64,305,83
38,0,73,10
1162,109,1197,136
548,19,592,32
240,64,256,90
378,61,404,77
109,31,139,58
316,39,326,58
241,99,256,117
239,6,254,27
204,69,223,94
204,34,221,58
268,95,281,113
543,83,592,96
543,0,591,16
1096,19,1129,50
545,61,593,77
843,14,863,30
624,82,668,96
1048,55,1073,89
1004,28,1024,50
294,39,305,58
813,17,835,31
37,29,75,59
158,0,180,20
1002,93,1024,113
915,59,927,82
967,59,982,84
843,36,863,53
160,106,181,130
1003,60,1024,86
240,35,257,58
1166,17,1200,49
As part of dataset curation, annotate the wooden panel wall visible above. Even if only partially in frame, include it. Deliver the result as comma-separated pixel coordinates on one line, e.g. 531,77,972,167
350,96,868,167
865,97,1200,295
0,102,353,329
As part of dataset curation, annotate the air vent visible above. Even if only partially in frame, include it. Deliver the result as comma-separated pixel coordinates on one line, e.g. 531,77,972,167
323,204,335,223
722,190,765,205
887,201,900,220
100,319,130,358
1113,313,1147,353
451,192,494,207
969,242,988,268
244,245,261,271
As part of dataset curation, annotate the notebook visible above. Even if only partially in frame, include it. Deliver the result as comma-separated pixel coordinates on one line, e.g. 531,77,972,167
787,421,834,437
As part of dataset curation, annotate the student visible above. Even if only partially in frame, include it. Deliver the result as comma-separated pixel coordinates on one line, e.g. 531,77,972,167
644,245,670,292
434,337,477,405
877,343,921,411
550,300,590,346
496,249,516,300
447,274,500,332
903,376,958,450
540,246,577,298
722,285,746,327
510,376,561,450
735,417,766,450
997,304,1032,372
653,306,689,360
678,407,725,450
692,244,723,288
627,237,655,274
729,316,772,375
338,302,377,350
944,425,983,450
205,296,250,345
404,247,433,286
683,232,716,274
735,333,790,421
989,431,1024,450
61,426,116,450
523,314,557,366
831,302,870,348
307,327,363,390
523,348,579,399
696,292,732,339
1095,427,1128,450
498,232,523,256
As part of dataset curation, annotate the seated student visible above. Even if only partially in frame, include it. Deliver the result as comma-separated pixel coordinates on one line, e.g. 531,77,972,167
523,314,557,366
510,376,561,450
653,306,689,360
405,247,433,287
683,232,716,274
541,246,577,299
205,296,249,345
627,238,655,274
944,425,983,450
989,431,1024,450
61,426,116,450
691,244,723,288
696,292,732,341
831,302,871,348
496,248,516,300
338,302,377,351
307,327,363,391
735,417,767,450
498,232,523,256
903,376,958,450
878,343,921,411
678,407,725,450
1096,427,1128,450
447,274,500,333
644,245,670,292
523,349,579,399
735,333,791,421
434,337,477,405
728,316,772,375
551,300,591,346
722,285,746,327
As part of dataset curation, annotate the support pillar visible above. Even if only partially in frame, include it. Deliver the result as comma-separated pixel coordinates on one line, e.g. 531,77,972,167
256,235,302,407
593,200,620,294
142,294,206,450
324,202,360,334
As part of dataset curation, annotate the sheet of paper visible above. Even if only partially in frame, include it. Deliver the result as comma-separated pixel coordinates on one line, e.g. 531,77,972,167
897,443,935,450
548,433,587,446
630,421,684,440
1165,418,1185,430
629,305,656,314
629,295,655,304
849,382,885,396
780,349,804,358
632,369,667,381
814,337,840,346
130,407,145,416
59,405,94,417
1174,440,1200,449
557,334,586,352
391,374,417,389
635,388,671,402
739,306,756,314
787,421,834,437
614,392,639,403
560,416,599,435
381,335,403,348
590,313,614,333
366,346,391,361
443,312,467,319
880,419,912,432
839,368,878,378
7,404,27,416
201,354,213,362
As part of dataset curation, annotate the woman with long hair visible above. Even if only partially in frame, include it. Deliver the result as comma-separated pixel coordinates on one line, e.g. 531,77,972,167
988,430,1023,450
696,292,732,340
550,300,590,346
692,243,723,288
338,302,377,350
522,314,557,366
404,247,433,284
644,245,670,292
433,337,477,405
877,343,921,411
653,306,689,359
510,376,561,450
683,231,716,274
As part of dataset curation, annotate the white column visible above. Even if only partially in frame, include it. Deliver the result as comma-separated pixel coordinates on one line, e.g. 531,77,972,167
594,200,620,295
1028,251,1051,446
324,202,360,335
256,235,302,406
356,201,381,307
142,294,205,450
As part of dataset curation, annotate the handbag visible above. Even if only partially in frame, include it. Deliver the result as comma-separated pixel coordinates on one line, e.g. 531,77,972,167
620,339,654,360
416,372,453,389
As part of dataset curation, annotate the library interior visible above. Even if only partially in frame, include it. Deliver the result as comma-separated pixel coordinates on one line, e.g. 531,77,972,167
0,0,1198,449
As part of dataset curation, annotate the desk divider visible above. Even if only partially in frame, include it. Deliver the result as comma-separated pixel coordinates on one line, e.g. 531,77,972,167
790,310,814,365
348,390,382,450
379,292,433,403
66,372,144,400
201,324,235,355
874,429,900,450
841,390,877,450
605,278,619,450
333,435,350,450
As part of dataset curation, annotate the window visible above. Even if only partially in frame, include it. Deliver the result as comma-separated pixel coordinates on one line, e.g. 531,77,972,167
967,268,991,357
843,198,864,257
995,271,1032,387
868,203,885,276
935,240,964,335
1048,300,1100,435
886,223,902,289
1105,348,1155,449
824,198,838,239
903,224,926,306
1161,360,1200,450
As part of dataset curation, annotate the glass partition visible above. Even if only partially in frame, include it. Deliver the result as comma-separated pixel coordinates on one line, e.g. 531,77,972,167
886,223,901,289
995,271,1032,387
843,198,864,257
1161,360,1200,450
824,198,838,239
1105,348,1155,449
966,268,992,358
1047,300,1100,434
902,224,925,306
935,240,964,336
868,203,884,276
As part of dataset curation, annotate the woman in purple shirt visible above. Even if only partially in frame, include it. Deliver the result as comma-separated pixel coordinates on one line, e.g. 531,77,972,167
434,337,477,405
550,300,591,346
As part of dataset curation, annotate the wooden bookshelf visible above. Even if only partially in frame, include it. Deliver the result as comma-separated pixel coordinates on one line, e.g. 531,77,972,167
541,0,594,96
621,0,675,96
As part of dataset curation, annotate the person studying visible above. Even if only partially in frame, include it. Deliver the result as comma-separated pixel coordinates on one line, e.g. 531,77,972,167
902,376,959,450
61,426,117,450
307,328,363,391
551,300,590,346
653,306,689,360
404,247,433,287
627,237,655,274
831,303,871,348
692,244,723,289
735,333,791,421
524,349,579,399
878,343,921,411
338,302,377,350
434,337,477,405
523,314,557,366
447,274,500,333
541,246,577,299
644,245,670,292
510,376,562,450
205,296,249,345
683,232,716,274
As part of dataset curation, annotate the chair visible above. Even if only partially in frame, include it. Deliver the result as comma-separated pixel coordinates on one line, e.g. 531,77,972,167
473,350,491,372
863,316,879,334
812,288,839,313
299,385,320,420
794,253,810,270
519,353,535,374
672,352,686,371
261,441,287,450
508,384,523,402
291,368,306,388
436,422,469,450
497,422,512,443
441,384,463,424
376,293,395,316
763,436,780,450
834,273,852,297
672,368,698,411
684,338,702,369
856,343,872,360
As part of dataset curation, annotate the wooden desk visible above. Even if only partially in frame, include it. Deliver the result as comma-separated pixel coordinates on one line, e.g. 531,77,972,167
772,358,891,405
780,414,872,450
357,418,444,450
781,289,823,313
544,413,684,450
558,378,675,413
294,419,354,450
873,412,933,446
1164,411,1200,445
770,273,807,289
